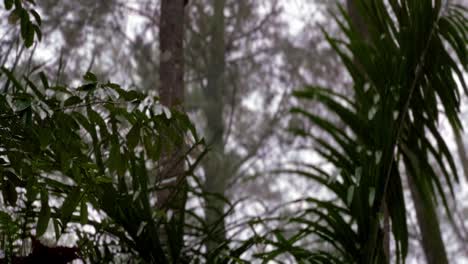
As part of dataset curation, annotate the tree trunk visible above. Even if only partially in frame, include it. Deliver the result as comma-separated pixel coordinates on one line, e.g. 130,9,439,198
202,0,227,257
406,170,449,264
159,0,186,261
160,0,185,108
454,131,468,183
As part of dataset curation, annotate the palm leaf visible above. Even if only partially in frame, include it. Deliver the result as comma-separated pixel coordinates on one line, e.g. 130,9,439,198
283,0,467,262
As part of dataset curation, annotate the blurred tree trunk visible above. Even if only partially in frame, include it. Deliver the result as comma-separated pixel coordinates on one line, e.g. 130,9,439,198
405,164,449,264
454,132,468,182
202,0,227,256
160,0,185,107
159,0,187,261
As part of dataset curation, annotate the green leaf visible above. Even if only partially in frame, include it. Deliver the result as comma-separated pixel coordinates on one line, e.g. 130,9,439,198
77,83,96,91
4,171,24,187
126,123,140,150
368,187,376,207
36,189,50,237
53,218,61,242
39,71,49,89
80,198,88,225
2,180,17,206
4,0,13,9
121,90,141,102
95,176,112,184
20,15,34,47
346,185,354,207
24,75,45,101
32,24,41,41
60,187,81,228
72,112,92,134
50,85,70,93
104,82,121,90
88,108,104,127
83,72,97,83
143,132,155,159
1,67,25,91
30,9,41,25
25,176,38,202
59,149,70,172
4,0,14,10
108,144,122,175
64,96,82,107
13,97,31,112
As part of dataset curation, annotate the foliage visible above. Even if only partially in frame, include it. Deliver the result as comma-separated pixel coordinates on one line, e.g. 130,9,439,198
0,0,467,263
0,68,256,263
0,63,208,261
3,0,42,47
266,0,467,263
0,2,262,263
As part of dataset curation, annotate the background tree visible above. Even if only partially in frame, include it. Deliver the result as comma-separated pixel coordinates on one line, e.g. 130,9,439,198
158,0,188,261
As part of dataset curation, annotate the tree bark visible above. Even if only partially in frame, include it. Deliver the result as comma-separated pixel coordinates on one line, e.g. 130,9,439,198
158,0,186,206
202,0,227,257
454,131,468,183
160,0,185,108
158,0,187,261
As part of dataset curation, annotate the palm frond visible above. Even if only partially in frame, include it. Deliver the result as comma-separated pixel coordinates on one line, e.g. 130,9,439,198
283,0,467,262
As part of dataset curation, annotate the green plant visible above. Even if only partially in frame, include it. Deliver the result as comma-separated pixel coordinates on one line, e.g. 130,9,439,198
3,0,42,47
266,1,467,263
0,66,207,261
